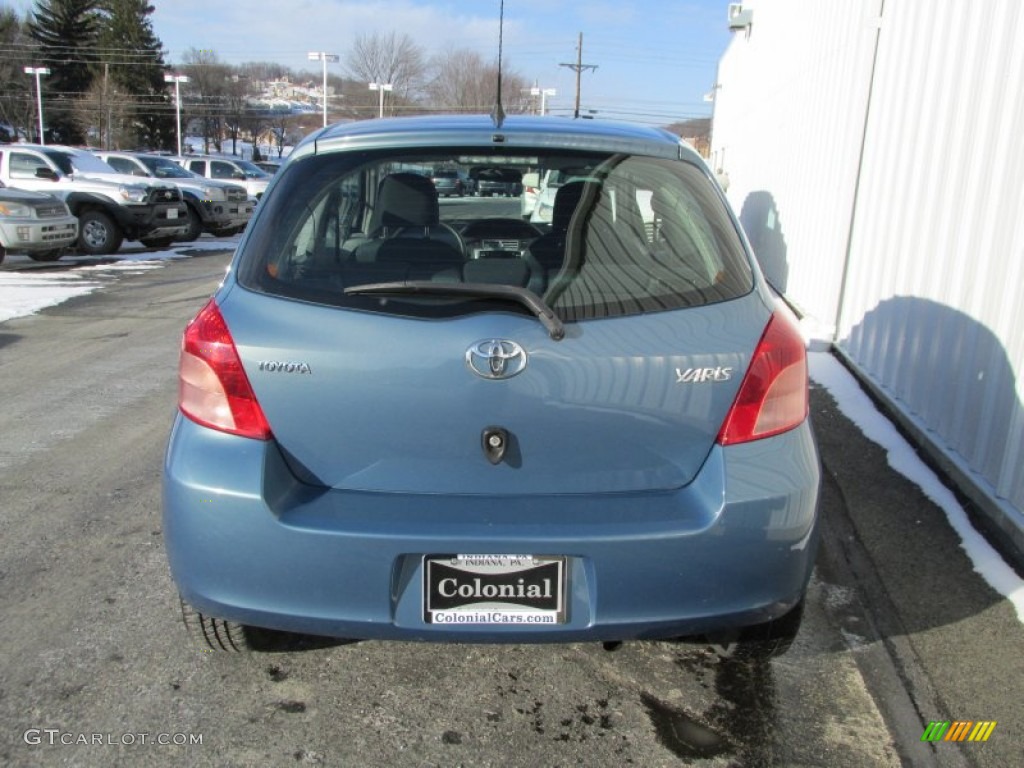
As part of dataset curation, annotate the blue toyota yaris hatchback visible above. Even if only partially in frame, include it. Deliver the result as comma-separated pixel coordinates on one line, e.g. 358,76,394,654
163,115,820,655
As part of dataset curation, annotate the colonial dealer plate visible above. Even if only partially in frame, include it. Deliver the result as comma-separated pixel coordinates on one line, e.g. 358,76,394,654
423,554,567,625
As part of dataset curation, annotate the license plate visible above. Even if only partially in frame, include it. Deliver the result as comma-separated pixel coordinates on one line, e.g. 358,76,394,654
167,208,178,219
424,554,566,625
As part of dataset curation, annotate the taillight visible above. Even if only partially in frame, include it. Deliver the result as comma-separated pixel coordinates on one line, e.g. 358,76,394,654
178,299,272,440
717,309,808,445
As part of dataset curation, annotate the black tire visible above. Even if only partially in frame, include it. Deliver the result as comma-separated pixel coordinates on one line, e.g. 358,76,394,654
28,249,65,262
76,210,123,255
180,597,253,652
140,237,175,249
0,244,5,264
177,205,202,242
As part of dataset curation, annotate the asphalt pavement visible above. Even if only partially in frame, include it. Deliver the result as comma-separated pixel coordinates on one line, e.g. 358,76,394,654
0,248,1020,767
811,381,1024,768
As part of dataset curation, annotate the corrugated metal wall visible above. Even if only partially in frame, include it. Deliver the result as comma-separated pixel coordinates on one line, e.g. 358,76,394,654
712,0,1024,552
711,0,882,327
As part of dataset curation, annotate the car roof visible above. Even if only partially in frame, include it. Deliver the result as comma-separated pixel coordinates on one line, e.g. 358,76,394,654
297,115,697,163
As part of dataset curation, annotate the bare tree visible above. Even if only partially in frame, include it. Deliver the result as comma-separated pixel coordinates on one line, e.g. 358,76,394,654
223,72,254,156
180,47,230,153
74,78,135,149
268,110,292,157
345,31,426,114
425,49,531,115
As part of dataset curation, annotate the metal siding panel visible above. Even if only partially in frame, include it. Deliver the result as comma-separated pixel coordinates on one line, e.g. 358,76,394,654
840,0,1024,516
714,0,1024,532
712,0,878,328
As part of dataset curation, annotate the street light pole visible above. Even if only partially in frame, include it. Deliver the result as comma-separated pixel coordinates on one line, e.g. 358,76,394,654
307,51,339,128
530,86,556,116
368,82,393,119
164,74,189,157
23,66,50,145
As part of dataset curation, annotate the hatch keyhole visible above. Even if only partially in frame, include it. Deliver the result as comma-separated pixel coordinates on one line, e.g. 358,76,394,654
482,426,509,465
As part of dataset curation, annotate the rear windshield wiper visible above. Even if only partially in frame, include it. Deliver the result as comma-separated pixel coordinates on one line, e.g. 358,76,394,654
344,281,566,341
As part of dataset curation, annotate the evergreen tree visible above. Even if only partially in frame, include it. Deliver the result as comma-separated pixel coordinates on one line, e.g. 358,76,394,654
27,0,102,144
95,0,174,149
0,7,36,141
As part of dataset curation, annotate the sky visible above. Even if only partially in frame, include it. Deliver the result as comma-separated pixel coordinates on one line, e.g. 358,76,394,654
5,0,736,126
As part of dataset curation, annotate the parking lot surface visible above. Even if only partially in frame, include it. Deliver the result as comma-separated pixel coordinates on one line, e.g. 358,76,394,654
0,250,1019,767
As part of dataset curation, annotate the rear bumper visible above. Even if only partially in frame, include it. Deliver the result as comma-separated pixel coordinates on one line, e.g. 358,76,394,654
163,415,820,643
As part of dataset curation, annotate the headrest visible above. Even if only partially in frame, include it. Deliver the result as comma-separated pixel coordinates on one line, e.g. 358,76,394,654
377,172,439,228
551,181,587,231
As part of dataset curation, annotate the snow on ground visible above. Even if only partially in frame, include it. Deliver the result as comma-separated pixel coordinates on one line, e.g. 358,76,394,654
0,270,101,324
184,135,291,161
803,328,1024,624
0,237,236,324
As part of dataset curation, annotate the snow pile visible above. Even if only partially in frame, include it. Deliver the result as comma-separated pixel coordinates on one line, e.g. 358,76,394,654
0,237,236,324
809,351,1024,623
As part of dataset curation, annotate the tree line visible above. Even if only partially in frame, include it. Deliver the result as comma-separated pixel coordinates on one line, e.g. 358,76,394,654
0,1,533,154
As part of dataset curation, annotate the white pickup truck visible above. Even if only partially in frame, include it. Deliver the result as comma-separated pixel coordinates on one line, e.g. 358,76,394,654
96,152,254,240
0,144,188,255
0,184,78,264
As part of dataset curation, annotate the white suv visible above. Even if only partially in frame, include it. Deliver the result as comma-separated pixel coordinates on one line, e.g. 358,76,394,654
172,156,271,200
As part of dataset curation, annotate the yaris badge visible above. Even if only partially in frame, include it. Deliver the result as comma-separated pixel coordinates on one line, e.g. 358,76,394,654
466,340,527,380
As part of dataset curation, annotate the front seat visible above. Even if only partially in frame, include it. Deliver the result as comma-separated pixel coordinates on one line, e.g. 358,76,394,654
354,173,464,271
525,181,588,280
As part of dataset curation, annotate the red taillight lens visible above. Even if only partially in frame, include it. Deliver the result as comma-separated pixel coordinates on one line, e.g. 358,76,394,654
717,309,808,445
178,299,272,440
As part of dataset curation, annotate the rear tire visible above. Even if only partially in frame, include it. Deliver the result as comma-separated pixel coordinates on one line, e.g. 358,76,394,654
180,597,254,652
77,210,123,255
0,244,5,264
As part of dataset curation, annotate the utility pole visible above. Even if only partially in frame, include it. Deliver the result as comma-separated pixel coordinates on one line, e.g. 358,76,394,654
560,32,597,118
103,62,109,150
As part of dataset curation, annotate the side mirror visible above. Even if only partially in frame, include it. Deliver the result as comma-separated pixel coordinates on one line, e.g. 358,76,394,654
232,171,246,180
34,167,59,181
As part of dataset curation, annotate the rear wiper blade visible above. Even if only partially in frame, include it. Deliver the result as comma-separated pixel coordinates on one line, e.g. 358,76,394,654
344,281,565,341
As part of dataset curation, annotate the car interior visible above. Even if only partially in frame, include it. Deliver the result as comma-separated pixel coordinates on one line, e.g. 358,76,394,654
244,150,752,321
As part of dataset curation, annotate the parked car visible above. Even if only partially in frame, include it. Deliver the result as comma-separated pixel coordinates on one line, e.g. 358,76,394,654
165,115,819,657
0,184,78,264
430,168,464,197
527,167,595,224
253,160,283,175
171,155,271,200
0,144,188,254
520,170,542,219
95,152,254,240
473,166,522,197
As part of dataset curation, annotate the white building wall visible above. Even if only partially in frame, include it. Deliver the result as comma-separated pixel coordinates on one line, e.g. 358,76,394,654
712,0,881,327
713,0,1024,551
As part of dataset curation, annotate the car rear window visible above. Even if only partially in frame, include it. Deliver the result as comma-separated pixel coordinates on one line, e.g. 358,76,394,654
236,148,753,322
